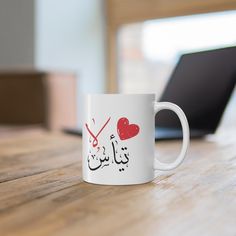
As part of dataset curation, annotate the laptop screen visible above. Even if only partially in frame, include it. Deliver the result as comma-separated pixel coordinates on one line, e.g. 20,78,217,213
155,46,236,132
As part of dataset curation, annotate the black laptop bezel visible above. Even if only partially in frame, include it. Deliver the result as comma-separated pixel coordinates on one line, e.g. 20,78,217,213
155,46,236,136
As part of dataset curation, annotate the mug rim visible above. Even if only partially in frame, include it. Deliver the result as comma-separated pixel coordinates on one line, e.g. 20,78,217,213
84,93,156,97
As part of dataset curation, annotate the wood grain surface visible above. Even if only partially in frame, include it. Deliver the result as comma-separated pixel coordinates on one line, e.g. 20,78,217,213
0,131,235,236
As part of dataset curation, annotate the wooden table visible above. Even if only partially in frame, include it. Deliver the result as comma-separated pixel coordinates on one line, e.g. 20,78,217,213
0,131,235,236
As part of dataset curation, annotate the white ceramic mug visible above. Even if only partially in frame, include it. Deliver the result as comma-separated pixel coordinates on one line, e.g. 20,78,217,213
83,94,189,185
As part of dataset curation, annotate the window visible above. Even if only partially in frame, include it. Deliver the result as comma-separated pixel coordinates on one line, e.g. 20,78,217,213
118,11,236,99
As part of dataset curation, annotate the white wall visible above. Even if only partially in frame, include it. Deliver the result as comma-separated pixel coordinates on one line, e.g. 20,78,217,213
0,0,35,68
36,0,106,126
0,0,106,127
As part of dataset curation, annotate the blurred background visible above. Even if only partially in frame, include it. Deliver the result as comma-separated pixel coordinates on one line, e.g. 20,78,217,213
0,0,235,135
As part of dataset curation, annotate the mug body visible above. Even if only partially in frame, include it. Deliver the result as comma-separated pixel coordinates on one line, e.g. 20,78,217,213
82,94,155,185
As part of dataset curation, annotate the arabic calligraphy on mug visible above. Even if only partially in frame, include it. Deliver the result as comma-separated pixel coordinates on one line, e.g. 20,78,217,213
85,117,140,172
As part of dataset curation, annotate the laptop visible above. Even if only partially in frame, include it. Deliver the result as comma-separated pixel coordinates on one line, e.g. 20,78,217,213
155,46,236,140
64,46,236,140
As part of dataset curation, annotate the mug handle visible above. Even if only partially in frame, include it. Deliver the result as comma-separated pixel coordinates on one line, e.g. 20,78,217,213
154,102,190,171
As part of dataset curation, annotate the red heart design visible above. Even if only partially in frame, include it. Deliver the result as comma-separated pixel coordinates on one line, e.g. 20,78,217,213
117,117,140,140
